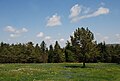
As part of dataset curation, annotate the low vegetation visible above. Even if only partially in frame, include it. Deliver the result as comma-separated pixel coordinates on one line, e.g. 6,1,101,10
0,63,120,81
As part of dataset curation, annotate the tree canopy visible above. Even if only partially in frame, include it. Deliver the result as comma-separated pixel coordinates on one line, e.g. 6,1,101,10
0,27,120,65
70,27,99,67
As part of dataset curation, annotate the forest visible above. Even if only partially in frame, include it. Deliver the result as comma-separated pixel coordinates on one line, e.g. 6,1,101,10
0,27,120,64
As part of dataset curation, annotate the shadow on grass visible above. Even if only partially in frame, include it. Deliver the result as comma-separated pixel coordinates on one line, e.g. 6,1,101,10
64,65,82,68
64,65,94,68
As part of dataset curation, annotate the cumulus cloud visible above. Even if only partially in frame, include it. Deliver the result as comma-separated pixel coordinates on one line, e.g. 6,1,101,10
60,38,65,42
45,36,51,40
115,34,120,38
36,32,44,38
22,28,28,32
95,33,109,42
69,4,81,18
102,36,109,41
5,26,16,33
44,36,52,46
10,34,20,38
5,26,28,34
95,33,120,44
4,26,28,38
59,38,66,47
46,13,62,27
115,34,120,43
69,4,110,22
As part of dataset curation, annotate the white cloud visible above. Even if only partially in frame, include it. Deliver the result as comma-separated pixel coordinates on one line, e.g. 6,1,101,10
102,36,109,41
93,7,109,16
83,7,90,14
45,36,51,40
115,34,120,43
15,28,28,33
95,33,120,44
14,28,28,34
59,38,66,47
21,28,28,32
44,36,52,46
67,37,71,42
95,33,109,42
69,4,81,18
46,13,62,27
71,6,109,22
115,34,120,38
5,26,16,33
71,31,74,36
60,38,65,42
96,33,101,36
5,26,28,34
10,34,20,38
4,26,28,38
58,33,61,36
36,32,44,38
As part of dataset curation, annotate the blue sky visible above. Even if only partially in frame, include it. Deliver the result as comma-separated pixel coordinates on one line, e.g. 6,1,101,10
0,0,120,47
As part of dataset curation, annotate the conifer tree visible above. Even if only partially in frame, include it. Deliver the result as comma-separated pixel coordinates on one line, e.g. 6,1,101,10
70,27,99,67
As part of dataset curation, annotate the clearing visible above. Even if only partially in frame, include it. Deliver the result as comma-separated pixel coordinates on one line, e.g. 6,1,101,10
0,63,120,81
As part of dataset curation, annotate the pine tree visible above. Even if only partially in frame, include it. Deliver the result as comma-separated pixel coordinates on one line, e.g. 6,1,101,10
54,41,65,63
40,41,48,63
48,44,54,63
70,27,99,68
65,41,75,62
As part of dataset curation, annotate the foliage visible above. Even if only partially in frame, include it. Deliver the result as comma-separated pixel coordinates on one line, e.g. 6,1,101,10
53,41,65,62
0,27,120,64
70,27,99,67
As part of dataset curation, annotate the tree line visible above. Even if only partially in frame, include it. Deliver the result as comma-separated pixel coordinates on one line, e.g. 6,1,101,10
0,27,120,65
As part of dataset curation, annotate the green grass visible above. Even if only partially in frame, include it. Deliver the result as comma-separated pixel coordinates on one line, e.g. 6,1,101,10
0,63,120,81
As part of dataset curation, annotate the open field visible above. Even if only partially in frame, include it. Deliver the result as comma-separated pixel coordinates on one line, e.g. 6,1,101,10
0,63,120,81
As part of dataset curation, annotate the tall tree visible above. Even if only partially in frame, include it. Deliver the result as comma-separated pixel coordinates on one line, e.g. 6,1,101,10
98,42,111,62
65,41,75,62
40,41,46,53
40,41,48,63
70,27,99,68
34,44,42,63
54,41,65,62
48,44,54,63
25,42,34,63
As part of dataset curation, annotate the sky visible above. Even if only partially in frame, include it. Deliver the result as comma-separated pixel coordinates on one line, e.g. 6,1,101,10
0,0,120,47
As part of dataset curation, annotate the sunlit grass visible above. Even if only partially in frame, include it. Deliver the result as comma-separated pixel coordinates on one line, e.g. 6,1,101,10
0,63,120,81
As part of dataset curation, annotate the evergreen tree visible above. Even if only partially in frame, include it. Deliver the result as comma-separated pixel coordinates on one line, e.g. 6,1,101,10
70,27,99,67
48,44,54,63
65,41,75,62
54,41,65,63
40,41,48,63
98,42,111,62
34,44,42,63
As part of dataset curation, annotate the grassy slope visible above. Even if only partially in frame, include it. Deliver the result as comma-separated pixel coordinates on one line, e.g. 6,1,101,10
0,63,120,81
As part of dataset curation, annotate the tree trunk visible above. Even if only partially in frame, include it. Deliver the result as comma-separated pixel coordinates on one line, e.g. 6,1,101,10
82,60,86,68
82,55,86,68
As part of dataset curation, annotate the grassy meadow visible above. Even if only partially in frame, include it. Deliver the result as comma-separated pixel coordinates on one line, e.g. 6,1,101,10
0,63,120,81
